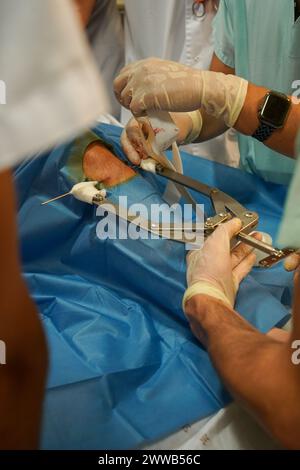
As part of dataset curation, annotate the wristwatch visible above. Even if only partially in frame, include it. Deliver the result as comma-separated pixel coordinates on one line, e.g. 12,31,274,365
252,91,291,143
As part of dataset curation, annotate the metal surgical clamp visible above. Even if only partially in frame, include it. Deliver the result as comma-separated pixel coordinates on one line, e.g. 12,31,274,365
153,164,295,268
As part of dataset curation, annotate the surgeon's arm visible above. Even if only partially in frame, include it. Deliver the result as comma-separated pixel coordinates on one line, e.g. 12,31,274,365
119,56,233,164
185,284,300,449
73,0,96,26
179,54,300,157
187,52,235,143
116,56,300,162
0,170,47,449
212,52,300,158
234,83,300,159
183,51,300,157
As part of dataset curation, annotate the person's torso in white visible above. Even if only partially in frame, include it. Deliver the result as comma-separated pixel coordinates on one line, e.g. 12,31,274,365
123,0,240,167
0,0,108,171
86,0,124,119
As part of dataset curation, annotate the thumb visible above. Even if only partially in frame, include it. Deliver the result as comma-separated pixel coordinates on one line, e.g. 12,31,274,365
130,96,148,117
223,218,243,240
284,252,300,272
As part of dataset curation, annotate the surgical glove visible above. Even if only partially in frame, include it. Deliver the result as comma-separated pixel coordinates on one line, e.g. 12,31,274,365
284,252,300,272
121,111,203,165
121,117,152,165
114,58,248,127
183,218,258,311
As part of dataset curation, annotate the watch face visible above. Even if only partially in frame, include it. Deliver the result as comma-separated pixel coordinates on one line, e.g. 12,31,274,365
260,92,291,128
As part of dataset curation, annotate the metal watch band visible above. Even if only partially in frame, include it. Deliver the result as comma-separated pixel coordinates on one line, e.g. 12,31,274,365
252,123,276,142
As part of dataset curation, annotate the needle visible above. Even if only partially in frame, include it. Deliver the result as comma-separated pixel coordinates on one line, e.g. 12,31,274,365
41,192,71,205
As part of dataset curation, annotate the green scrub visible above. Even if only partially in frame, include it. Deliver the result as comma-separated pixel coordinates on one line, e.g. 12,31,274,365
213,0,300,184
277,132,300,248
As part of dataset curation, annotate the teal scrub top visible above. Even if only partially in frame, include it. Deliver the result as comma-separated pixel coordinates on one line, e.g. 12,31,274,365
213,0,299,184
277,131,300,248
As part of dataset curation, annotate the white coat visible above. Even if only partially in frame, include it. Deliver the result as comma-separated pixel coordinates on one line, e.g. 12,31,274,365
0,0,107,171
87,0,124,119
123,0,239,167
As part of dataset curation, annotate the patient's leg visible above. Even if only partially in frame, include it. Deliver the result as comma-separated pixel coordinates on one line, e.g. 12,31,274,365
83,142,136,187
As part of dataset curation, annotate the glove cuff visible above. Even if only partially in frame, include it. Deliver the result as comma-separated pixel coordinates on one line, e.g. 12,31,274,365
201,72,248,129
182,281,232,312
183,110,203,144
228,78,249,128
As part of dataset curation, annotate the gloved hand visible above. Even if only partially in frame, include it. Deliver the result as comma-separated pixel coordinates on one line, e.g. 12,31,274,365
284,252,300,272
114,58,248,127
121,117,150,165
121,111,202,165
183,218,260,310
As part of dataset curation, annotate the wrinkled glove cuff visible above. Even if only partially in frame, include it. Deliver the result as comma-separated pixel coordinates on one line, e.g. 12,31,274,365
227,78,249,128
182,281,232,312
182,110,203,145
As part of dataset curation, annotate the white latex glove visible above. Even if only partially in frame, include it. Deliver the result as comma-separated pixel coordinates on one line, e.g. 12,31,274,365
284,252,300,272
121,117,148,165
114,58,248,127
183,219,259,310
121,111,202,165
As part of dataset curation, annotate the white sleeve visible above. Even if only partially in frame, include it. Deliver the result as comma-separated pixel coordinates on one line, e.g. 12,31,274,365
0,0,108,171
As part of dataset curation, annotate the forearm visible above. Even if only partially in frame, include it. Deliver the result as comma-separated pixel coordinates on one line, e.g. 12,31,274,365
169,53,232,145
235,83,300,158
0,278,48,449
185,295,300,448
210,53,299,156
73,0,96,26
173,84,299,154
0,170,48,448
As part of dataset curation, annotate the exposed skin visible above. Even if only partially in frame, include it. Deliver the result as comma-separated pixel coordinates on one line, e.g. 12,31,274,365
185,284,300,449
83,142,136,186
84,139,299,448
85,2,300,446
73,0,96,26
120,57,300,163
182,27,300,442
198,1,300,155
0,170,48,449
84,140,291,345
0,142,138,450
0,1,105,449
119,6,300,162
172,54,300,158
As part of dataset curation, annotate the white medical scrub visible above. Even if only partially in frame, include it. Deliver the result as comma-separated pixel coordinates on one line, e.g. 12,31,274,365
123,0,240,167
86,0,124,119
213,0,299,184
0,0,107,170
